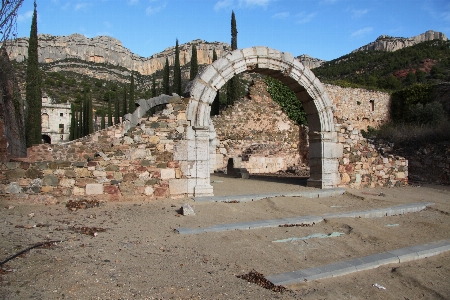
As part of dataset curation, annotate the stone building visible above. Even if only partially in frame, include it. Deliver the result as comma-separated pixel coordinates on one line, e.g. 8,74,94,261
41,95,71,143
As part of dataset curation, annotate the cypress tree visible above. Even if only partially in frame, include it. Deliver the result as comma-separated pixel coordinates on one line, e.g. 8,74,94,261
25,1,42,147
226,10,240,107
77,106,82,139
73,107,78,140
173,39,182,95
88,94,93,133
190,44,198,80
83,90,88,136
122,86,127,115
151,74,156,97
163,57,170,95
108,94,112,127
129,72,135,113
69,104,75,140
211,49,220,116
114,91,120,124
101,111,105,130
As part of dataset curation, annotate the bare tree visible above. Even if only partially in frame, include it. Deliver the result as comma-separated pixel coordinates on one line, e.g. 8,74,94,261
0,0,24,45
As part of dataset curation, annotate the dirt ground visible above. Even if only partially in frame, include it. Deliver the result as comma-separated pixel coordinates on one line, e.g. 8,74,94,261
1,174,449,299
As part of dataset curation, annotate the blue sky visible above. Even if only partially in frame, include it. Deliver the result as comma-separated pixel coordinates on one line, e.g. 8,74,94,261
15,0,450,61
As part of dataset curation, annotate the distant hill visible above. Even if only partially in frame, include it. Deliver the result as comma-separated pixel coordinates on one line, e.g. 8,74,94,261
353,30,448,53
312,39,450,91
7,34,230,76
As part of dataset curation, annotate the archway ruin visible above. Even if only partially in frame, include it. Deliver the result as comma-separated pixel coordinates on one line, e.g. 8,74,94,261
181,46,342,196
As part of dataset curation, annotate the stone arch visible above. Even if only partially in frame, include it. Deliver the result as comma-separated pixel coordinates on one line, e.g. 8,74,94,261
185,47,342,190
42,134,51,144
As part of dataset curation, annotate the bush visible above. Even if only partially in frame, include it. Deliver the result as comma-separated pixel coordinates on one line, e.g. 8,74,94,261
408,101,446,126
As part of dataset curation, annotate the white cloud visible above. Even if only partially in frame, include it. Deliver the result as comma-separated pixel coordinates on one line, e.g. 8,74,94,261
352,9,368,18
295,12,316,24
272,12,289,20
74,2,90,11
351,27,373,37
17,10,33,22
214,0,234,11
146,0,167,14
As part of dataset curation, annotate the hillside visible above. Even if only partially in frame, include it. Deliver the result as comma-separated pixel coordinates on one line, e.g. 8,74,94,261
312,39,450,91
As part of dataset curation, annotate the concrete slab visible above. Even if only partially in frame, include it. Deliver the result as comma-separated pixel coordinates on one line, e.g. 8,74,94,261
266,240,450,285
176,202,433,235
193,188,346,202
388,248,419,263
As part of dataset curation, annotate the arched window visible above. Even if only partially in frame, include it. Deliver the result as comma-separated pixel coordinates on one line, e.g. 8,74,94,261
42,113,49,128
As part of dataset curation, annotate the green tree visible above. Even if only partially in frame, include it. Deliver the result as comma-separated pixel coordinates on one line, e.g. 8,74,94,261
210,49,220,116
88,94,93,134
82,89,88,136
122,86,128,115
114,91,120,124
108,94,112,127
173,39,182,95
226,10,240,107
416,69,426,83
151,74,156,97
163,57,170,94
69,104,75,140
100,111,105,130
190,44,198,80
25,1,42,147
404,71,417,86
129,72,135,112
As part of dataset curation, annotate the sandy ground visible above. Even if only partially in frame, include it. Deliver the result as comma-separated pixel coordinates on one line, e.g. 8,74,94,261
1,174,450,299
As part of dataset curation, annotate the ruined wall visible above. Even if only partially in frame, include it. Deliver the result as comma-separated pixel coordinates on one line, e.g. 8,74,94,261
326,84,391,130
211,80,306,174
336,121,407,188
1,97,187,199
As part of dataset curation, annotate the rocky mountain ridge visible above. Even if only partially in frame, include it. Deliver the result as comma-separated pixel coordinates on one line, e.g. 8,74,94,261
295,54,326,69
352,30,448,53
7,34,231,76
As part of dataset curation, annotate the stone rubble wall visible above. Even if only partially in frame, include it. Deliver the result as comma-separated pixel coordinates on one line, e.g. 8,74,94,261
337,121,408,188
0,97,189,199
326,84,391,130
211,80,306,174
0,80,410,197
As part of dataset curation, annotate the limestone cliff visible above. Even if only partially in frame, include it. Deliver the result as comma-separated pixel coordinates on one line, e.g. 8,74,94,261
352,30,448,53
7,34,230,75
295,54,326,69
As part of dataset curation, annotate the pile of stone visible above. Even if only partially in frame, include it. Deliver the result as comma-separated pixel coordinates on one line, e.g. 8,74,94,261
0,97,188,199
337,121,408,188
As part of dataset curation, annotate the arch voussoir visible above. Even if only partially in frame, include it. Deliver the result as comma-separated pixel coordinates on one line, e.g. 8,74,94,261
183,46,342,193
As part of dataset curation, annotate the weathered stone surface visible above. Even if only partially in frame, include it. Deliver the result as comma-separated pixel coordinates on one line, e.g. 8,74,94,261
182,204,195,216
160,169,175,180
86,183,103,195
6,182,21,194
122,173,137,182
119,182,135,196
6,168,26,180
75,168,91,178
59,178,75,188
104,185,120,195
43,174,59,186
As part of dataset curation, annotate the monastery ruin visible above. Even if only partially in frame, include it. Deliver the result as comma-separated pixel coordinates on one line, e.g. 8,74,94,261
0,47,409,199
